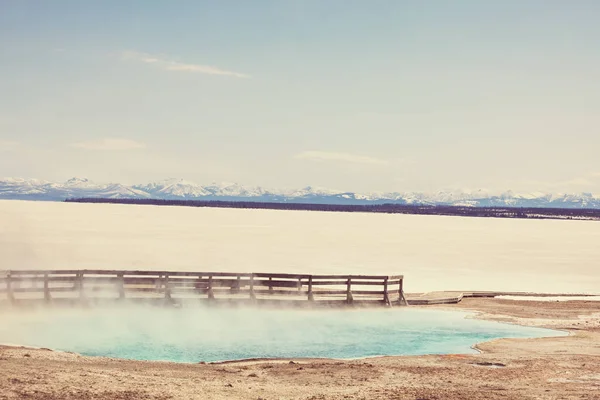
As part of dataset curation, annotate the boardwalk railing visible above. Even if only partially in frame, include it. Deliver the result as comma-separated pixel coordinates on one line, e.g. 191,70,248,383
0,270,408,307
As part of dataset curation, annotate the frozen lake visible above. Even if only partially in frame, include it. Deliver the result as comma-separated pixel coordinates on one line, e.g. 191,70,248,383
0,306,565,362
1,200,599,293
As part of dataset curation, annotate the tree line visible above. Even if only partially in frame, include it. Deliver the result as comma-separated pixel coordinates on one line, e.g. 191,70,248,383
64,198,600,221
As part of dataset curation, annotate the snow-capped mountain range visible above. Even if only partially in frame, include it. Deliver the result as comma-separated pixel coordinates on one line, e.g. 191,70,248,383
1,177,599,209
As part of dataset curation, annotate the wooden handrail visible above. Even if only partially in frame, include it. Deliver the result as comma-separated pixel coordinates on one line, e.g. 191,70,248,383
0,269,407,307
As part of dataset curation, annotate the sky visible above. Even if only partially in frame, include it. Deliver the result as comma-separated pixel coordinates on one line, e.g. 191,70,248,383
1,0,599,194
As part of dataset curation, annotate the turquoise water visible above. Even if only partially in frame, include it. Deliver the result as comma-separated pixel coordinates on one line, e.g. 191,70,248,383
0,306,565,362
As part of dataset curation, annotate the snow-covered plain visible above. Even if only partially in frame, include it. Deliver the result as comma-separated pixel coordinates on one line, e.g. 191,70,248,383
1,200,599,294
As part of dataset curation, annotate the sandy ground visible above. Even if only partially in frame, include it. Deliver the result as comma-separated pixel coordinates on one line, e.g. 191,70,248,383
1,298,600,400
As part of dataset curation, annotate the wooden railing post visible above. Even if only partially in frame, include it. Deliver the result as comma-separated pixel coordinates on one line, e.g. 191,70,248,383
346,277,353,304
208,275,215,300
297,278,302,292
383,277,390,306
117,272,125,300
398,277,408,306
307,275,314,302
268,277,273,293
7,272,15,304
232,275,241,293
164,274,171,300
249,274,256,300
78,272,84,300
44,273,51,303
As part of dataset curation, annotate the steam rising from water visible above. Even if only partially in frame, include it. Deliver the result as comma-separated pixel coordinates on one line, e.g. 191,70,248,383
0,306,564,362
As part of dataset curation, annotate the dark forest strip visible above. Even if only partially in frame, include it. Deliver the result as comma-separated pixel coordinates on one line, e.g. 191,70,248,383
64,198,600,221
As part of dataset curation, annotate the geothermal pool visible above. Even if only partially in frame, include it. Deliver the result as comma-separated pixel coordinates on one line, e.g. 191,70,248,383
0,307,565,363
0,200,585,362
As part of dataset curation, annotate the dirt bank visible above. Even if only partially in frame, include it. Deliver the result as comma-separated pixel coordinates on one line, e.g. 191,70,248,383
1,298,599,400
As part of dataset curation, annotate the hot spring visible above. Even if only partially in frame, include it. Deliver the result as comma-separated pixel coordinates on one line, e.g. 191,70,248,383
0,306,565,362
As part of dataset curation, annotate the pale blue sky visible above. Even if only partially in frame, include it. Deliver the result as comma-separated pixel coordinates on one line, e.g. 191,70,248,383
1,0,599,193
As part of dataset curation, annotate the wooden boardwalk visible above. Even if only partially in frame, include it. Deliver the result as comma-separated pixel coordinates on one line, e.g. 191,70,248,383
0,270,408,307
405,290,600,305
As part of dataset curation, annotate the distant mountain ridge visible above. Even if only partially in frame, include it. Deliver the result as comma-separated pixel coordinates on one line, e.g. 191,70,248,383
1,177,599,209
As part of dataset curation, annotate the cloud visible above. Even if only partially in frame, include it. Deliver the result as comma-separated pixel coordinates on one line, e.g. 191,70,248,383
562,177,594,187
511,174,598,192
122,51,249,78
69,138,146,151
558,172,600,187
0,140,19,152
294,151,390,166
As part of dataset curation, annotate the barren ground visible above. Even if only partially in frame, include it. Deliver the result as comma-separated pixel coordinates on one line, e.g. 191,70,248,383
1,298,600,400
